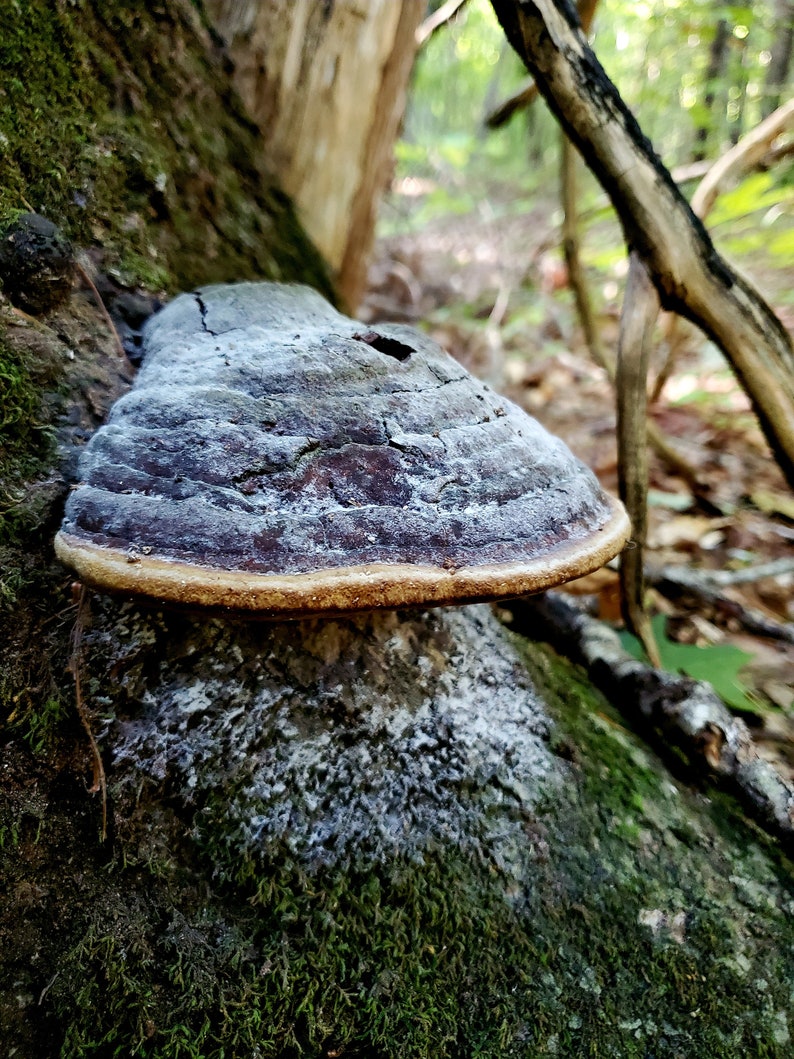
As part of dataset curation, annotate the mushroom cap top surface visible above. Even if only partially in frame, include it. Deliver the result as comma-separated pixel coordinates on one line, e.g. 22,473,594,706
55,282,629,616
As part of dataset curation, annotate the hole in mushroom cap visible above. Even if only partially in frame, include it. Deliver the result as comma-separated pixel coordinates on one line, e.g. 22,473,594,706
353,330,414,362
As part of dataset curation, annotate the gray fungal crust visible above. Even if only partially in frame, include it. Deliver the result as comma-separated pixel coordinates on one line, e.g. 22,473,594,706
108,602,562,872
56,282,628,612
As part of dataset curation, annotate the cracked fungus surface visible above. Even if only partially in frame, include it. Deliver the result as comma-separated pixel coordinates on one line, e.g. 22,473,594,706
59,281,617,573
107,603,563,871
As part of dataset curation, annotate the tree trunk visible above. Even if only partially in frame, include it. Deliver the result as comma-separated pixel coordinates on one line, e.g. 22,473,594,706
763,0,794,117
205,0,425,310
728,32,750,146
0,1,332,299
2,4,794,1057
693,14,729,161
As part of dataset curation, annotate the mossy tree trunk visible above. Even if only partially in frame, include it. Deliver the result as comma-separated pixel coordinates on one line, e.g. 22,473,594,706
1,4,793,1058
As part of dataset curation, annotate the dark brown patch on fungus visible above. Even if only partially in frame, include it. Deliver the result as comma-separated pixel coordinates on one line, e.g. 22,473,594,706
55,282,629,616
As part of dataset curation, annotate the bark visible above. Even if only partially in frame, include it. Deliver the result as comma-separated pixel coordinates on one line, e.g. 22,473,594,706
3,5,794,1055
489,0,794,488
729,32,750,146
763,0,794,117
693,14,729,161
206,0,425,310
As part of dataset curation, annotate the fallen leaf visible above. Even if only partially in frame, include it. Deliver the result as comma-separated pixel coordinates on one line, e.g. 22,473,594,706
751,490,794,522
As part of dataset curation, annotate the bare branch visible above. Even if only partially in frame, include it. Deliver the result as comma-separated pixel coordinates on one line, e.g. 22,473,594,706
692,97,794,217
416,0,470,47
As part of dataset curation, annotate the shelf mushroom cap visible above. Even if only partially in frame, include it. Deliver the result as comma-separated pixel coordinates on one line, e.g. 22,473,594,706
55,282,630,617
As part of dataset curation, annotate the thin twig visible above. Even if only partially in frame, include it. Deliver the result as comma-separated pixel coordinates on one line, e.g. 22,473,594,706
75,259,128,362
485,79,538,129
68,584,108,841
560,135,613,375
617,253,661,667
706,557,794,587
648,564,794,645
559,137,703,490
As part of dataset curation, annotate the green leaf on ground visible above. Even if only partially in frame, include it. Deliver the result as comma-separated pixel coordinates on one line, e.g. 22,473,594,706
620,614,761,713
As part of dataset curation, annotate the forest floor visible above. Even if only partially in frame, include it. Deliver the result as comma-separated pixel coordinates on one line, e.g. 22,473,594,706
362,186,794,785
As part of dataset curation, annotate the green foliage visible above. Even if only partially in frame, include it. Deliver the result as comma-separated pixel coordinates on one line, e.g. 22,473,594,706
620,613,760,713
397,0,793,293
391,0,559,232
708,169,794,265
596,0,782,161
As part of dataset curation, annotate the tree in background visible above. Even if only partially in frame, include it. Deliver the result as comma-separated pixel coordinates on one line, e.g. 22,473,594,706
1,4,793,1057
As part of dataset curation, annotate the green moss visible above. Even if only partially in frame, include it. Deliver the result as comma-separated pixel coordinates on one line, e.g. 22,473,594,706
49,643,794,1058
0,0,333,297
0,334,51,484
7,696,69,757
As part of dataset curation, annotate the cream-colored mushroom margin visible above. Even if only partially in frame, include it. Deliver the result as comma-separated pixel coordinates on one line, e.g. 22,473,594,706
54,495,630,619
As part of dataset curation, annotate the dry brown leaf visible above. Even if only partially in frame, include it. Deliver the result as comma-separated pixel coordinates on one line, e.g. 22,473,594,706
751,490,794,522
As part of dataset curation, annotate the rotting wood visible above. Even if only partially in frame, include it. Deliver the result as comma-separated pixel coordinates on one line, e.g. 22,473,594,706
206,0,425,310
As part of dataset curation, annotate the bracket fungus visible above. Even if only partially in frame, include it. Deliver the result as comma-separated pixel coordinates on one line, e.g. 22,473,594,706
55,282,629,616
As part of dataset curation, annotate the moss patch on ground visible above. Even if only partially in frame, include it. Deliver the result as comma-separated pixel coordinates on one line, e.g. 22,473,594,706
0,0,332,297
